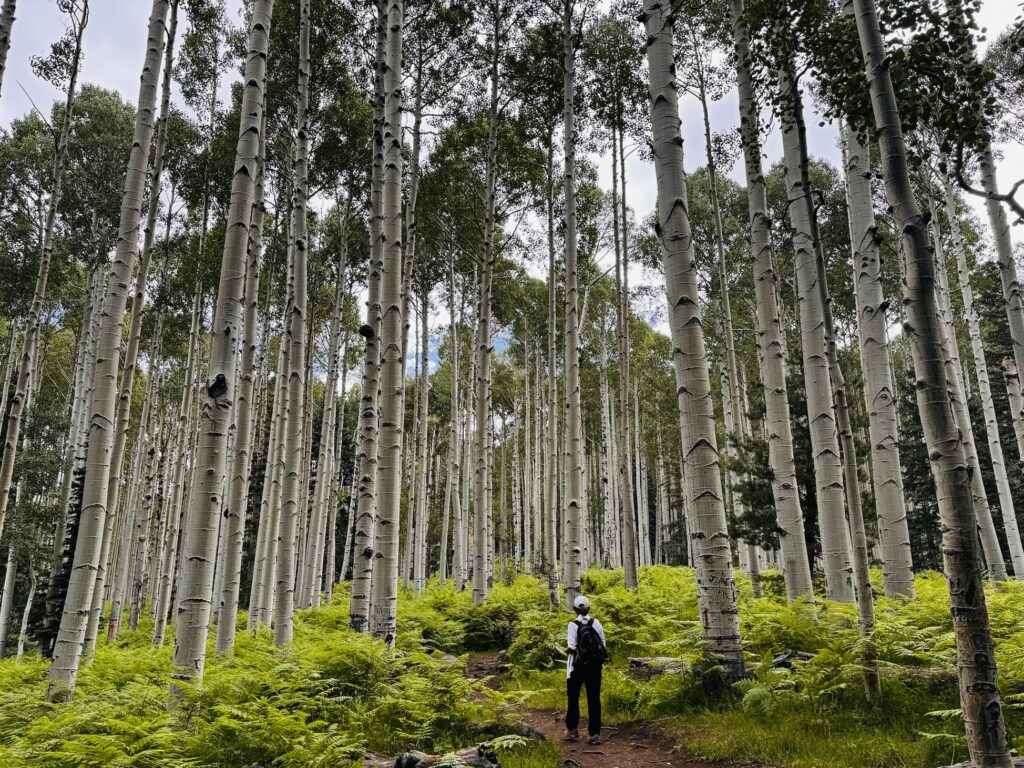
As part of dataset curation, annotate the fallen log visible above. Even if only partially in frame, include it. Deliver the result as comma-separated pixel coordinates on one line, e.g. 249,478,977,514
364,742,500,768
626,657,690,680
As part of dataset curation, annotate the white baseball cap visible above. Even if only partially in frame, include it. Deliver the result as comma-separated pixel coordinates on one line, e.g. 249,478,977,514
573,595,590,610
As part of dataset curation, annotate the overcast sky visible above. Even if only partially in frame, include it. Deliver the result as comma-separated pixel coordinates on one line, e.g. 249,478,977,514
2,0,1021,354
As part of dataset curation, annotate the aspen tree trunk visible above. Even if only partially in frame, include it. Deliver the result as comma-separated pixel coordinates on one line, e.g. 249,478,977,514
853,0,1012,761
89,2,179,656
779,71,855,604
339,474,357,583
16,564,35,659
0,0,15,99
413,293,430,592
842,120,914,598
695,39,752,585
599,335,615,568
942,182,1024,576
249,334,286,627
642,0,743,677
216,111,268,651
931,216,1007,581
108,321,163,642
440,265,459,585
302,204,348,610
0,548,15,658
0,1,86,546
560,0,583,609
728,0,812,601
611,124,639,589
523,349,533,573
472,6,499,608
368,0,404,644
171,0,272,686
349,0,386,632
789,76,873,681
544,149,561,607
274,0,310,647
47,0,164,703
1001,357,1024,464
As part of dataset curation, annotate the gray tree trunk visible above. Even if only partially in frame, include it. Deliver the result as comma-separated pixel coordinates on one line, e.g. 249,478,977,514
47,0,164,703
853,0,1012,761
842,120,914,598
368,0,404,645
728,0,813,601
171,0,272,684
642,0,743,678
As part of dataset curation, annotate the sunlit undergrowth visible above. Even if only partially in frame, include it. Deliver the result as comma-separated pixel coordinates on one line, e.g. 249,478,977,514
3,568,1024,767
494,566,1024,768
0,581,541,767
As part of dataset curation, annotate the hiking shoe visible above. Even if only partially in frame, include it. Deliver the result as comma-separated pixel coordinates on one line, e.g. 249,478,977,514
563,729,580,741
587,734,601,745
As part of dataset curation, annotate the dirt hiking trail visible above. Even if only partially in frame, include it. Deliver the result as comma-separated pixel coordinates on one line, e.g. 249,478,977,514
468,654,763,768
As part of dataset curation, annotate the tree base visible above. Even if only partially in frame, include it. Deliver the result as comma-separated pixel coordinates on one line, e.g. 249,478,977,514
364,743,500,768
937,758,1024,767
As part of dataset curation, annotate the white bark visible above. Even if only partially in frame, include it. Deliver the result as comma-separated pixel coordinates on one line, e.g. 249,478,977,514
931,215,1007,581
853,0,1012,761
274,0,310,647
0,0,16,99
561,0,582,608
842,122,914,598
47,0,164,702
0,548,16,658
780,70,855,603
642,0,743,677
171,0,272,684
216,108,267,650
942,181,1024,576
368,0,404,644
349,0,386,632
728,0,813,601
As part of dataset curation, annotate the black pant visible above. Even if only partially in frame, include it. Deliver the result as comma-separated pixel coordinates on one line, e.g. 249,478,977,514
566,664,602,735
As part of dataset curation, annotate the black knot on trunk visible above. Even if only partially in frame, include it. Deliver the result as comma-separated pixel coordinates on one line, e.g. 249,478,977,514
359,323,375,341
208,374,228,399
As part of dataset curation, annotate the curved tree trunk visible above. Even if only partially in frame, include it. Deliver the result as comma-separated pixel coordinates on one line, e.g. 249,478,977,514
852,0,1012,762
727,0,812,601
642,0,743,678
170,0,272,686
47,0,164,703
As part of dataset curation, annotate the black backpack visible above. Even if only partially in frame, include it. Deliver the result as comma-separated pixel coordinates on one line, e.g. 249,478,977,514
573,619,608,670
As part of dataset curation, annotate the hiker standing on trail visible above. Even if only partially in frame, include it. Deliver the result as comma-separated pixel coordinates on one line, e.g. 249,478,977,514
565,595,607,744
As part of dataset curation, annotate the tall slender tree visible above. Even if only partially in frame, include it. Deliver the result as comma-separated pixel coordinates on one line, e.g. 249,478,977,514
170,0,273,684
852,0,1011,761
641,0,743,678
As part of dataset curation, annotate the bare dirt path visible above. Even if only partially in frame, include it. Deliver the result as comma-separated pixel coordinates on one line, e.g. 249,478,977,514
468,654,763,768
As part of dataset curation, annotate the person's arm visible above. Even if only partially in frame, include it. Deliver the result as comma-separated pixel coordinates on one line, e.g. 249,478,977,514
567,620,577,656
594,619,606,645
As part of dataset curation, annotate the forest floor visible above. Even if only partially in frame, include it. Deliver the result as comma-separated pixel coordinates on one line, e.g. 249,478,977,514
469,653,764,768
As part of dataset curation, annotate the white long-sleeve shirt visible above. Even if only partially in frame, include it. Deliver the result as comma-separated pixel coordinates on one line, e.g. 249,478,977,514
566,615,605,679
